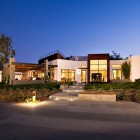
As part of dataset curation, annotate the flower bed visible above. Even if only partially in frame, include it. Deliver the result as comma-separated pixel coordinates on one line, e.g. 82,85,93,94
0,88,59,103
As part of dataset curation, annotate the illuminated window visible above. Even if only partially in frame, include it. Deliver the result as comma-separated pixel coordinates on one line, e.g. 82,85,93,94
61,69,75,82
99,60,107,65
90,60,107,82
90,60,98,64
112,69,122,80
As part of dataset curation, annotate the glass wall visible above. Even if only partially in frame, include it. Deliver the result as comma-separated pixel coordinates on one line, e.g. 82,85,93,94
61,69,75,82
90,60,107,82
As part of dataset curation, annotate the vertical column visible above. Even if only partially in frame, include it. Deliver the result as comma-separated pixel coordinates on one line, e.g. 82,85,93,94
9,58,15,85
44,59,49,81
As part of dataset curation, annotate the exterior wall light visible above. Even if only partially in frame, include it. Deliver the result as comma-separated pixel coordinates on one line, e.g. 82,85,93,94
77,69,81,75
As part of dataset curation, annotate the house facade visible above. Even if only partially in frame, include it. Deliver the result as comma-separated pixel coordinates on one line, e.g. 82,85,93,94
1,50,140,84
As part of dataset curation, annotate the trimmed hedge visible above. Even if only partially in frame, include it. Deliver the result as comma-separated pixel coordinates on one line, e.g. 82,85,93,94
84,81,140,91
0,82,60,90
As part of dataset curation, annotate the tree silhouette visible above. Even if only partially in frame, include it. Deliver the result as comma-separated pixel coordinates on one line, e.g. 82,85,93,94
0,34,15,69
110,51,123,60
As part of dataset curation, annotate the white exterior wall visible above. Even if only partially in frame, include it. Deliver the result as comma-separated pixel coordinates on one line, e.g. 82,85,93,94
48,56,140,82
0,71,2,82
110,60,125,80
49,59,87,83
127,56,140,82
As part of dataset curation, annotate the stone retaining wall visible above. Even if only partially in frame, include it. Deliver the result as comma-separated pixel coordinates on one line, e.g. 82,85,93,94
60,84,69,90
79,93,116,101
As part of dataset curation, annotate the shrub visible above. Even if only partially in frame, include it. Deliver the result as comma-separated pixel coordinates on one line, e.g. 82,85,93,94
0,82,61,90
84,82,134,91
135,92,140,103
133,80,140,89
116,90,130,101
123,92,131,101
122,62,130,79
0,82,5,88
45,82,60,90
0,82,60,102
0,88,59,103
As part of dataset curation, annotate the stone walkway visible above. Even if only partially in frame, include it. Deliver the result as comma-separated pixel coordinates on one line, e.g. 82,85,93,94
49,83,85,100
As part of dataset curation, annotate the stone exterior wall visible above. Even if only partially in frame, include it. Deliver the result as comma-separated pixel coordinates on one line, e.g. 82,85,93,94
9,58,15,84
2,58,15,84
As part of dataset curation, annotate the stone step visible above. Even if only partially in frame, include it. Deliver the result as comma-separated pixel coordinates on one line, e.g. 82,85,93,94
69,85,84,89
79,94,116,101
62,89,84,92
49,92,78,101
73,83,86,86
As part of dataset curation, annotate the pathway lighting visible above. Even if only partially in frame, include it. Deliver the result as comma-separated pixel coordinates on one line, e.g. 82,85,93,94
32,91,36,102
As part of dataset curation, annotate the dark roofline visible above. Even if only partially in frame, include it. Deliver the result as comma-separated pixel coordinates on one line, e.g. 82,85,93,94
39,50,65,60
38,50,65,64
12,62,41,66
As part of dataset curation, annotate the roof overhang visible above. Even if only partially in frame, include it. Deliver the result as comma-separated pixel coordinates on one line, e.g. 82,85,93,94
78,67,88,70
12,62,57,72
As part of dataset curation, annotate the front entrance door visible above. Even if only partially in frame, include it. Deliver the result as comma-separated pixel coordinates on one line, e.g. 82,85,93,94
81,70,86,83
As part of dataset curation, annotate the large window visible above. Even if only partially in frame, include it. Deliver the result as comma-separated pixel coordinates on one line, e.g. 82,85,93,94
112,65,122,80
61,69,75,82
112,69,122,80
90,60,107,82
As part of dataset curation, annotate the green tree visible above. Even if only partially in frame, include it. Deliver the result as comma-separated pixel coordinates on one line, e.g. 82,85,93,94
122,61,130,79
0,34,15,69
110,51,123,60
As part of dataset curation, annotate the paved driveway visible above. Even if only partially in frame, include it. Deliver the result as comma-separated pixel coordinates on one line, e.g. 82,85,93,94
0,100,140,140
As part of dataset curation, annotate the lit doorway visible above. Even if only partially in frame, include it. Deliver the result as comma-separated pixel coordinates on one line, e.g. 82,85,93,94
81,70,86,83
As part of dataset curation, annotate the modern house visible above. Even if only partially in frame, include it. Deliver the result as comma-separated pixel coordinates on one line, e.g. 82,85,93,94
1,50,140,85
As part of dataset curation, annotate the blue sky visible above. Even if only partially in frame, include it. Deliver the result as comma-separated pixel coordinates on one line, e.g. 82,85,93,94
0,0,140,63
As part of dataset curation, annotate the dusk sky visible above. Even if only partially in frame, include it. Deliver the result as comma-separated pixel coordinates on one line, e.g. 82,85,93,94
0,0,140,63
